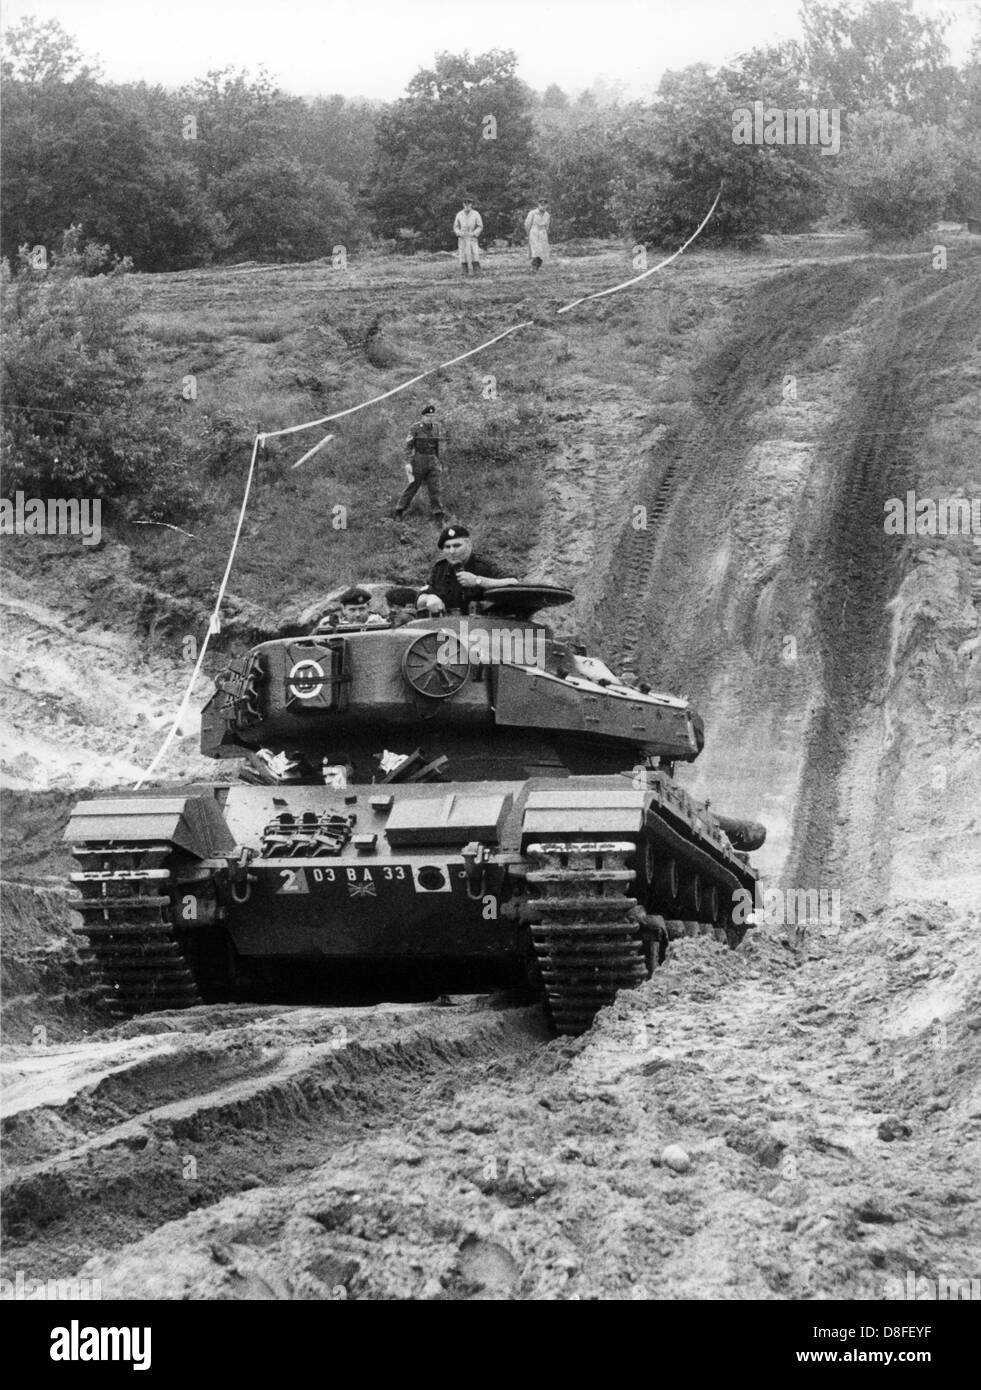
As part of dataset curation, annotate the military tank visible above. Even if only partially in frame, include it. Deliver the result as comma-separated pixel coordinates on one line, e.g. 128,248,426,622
66,585,765,1034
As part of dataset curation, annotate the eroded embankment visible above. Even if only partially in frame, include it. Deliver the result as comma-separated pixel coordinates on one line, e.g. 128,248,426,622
591,253,981,903
0,880,102,1044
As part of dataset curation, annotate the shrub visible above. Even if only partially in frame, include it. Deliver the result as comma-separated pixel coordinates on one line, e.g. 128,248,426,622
836,107,955,239
1,228,203,521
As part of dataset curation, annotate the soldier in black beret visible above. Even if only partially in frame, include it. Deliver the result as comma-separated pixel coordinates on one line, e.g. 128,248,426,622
385,585,420,626
393,403,445,523
317,586,386,630
417,525,518,615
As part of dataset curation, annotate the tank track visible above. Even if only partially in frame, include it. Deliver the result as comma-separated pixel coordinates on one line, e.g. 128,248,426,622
69,842,201,1014
617,454,680,670
526,841,647,1035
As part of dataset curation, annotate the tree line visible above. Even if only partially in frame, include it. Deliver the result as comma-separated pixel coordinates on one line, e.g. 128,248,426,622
2,1,979,273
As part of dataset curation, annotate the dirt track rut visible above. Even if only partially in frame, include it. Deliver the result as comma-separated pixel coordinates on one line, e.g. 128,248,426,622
1,999,546,1281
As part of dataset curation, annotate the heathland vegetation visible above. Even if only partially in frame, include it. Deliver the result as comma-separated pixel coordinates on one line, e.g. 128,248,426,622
1,1,978,572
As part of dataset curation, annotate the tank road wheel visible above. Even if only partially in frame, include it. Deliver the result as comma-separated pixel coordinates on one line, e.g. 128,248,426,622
678,872,702,919
698,882,719,926
713,889,749,949
69,843,202,1015
649,856,679,910
525,841,648,1036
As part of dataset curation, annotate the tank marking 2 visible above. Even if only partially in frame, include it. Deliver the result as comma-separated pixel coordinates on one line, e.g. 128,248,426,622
275,868,309,893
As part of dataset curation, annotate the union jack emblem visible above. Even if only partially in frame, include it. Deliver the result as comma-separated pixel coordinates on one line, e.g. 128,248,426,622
347,881,377,898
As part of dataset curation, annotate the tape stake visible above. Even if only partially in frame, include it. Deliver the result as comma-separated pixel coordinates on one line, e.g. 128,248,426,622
292,432,335,469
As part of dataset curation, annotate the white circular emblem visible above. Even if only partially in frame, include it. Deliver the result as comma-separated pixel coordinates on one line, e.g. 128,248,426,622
288,658,325,701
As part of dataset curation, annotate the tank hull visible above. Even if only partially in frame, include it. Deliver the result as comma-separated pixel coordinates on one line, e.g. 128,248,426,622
66,773,759,1033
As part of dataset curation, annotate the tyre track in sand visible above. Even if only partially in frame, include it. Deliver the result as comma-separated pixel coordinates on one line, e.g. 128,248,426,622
1,999,546,1281
784,271,981,894
60,911,981,1301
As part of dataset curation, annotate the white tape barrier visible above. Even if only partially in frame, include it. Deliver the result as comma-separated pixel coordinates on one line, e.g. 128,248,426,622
262,185,722,444
134,434,261,788
260,321,534,442
135,191,721,784
556,186,723,314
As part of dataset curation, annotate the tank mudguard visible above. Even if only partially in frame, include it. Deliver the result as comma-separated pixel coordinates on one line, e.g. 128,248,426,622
520,785,647,845
63,795,236,860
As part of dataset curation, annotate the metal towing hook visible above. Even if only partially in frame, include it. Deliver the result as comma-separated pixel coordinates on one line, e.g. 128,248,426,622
460,840,493,899
230,844,255,903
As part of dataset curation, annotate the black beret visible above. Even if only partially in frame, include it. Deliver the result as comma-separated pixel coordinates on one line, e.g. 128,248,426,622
339,586,371,605
385,585,419,605
437,525,470,548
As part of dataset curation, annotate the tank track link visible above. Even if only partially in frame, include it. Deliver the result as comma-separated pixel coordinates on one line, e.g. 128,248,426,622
526,841,647,1036
69,842,201,1015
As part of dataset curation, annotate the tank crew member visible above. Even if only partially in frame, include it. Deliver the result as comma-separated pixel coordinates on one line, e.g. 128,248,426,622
417,525,518,615
319,586,387,630
311,600,341,634
385,585,420,626
524,199,551,270
393,404,445,522
453,197,483,276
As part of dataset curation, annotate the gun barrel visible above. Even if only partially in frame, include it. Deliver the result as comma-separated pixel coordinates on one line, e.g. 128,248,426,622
715,815,766,852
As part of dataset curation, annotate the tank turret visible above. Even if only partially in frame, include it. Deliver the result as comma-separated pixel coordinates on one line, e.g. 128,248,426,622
201,585,703,781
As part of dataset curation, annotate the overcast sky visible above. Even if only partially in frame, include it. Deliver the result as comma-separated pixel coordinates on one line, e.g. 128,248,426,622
2,0,976,100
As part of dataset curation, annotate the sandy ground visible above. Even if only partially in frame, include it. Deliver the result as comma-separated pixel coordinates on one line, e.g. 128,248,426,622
3,910,977,1299
2,238,980,1299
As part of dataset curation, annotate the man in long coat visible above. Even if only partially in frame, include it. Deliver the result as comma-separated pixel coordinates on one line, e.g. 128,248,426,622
525,200,551,270
453,197,483,275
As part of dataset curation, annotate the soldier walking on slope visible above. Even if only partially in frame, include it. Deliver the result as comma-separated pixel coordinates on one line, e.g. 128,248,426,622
393,403,446,522
454,196,483,276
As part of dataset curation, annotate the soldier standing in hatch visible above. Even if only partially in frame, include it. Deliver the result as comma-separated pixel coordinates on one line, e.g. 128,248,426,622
393,404,446,523
417,525,518,615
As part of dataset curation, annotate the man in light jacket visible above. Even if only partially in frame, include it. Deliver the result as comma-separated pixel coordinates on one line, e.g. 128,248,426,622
453,197,483,276
525,199,551,270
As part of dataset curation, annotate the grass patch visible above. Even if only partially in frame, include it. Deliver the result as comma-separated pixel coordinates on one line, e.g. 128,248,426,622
142,314,225,345
107,245,685,621
226,316,296,343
